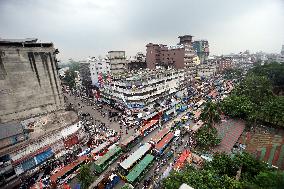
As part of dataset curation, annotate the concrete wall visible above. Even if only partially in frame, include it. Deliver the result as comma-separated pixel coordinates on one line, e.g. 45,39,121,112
0,46,64,123
108,51,127,74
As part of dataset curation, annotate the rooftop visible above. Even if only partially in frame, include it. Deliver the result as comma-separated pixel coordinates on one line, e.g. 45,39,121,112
0,38,38,43
0,38,53,47
0,110,79,156
0,122,23,140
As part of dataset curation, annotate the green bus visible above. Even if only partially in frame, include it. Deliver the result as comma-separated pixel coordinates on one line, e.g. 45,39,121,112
118,143,152,179
93,145,122,174
126,154,154,185
121,183,134,189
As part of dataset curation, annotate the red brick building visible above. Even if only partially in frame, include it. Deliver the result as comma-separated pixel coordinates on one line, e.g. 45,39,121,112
217,57,233,73
146,35,196,69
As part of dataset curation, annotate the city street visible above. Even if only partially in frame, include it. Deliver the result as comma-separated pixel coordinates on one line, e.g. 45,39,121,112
64,93,136,141
64,91,195,189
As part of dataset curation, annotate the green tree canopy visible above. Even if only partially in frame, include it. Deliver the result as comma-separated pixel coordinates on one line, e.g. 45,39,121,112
162,152,283,189
195,124,221,150
233,75,273,105
221,66,284,127
248,62,284,93
221,95,256,119
223,68,243,80
62,60,80,89
200,101,221,126
77,164,94,189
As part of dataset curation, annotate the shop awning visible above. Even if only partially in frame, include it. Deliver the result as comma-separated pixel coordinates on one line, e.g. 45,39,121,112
140,119,158,133
35,148,53,164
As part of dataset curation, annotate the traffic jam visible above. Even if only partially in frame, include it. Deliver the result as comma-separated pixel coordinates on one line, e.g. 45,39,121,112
30,75,236,189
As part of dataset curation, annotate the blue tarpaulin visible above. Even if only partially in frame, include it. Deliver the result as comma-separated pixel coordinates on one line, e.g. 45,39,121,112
22,158,36,171
35,148,53,165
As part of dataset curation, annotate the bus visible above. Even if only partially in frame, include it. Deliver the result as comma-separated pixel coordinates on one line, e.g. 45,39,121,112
118,143,152,179
126,154,154,185
50,156,88,186
93,145,122,174
150,127,170,145
119,133,141,152
140,119,159,136
154,132,175,156
173,149,191,171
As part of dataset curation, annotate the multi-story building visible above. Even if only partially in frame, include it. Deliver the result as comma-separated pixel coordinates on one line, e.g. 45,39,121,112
146,35,196,70
192,40,209,64
216,57,233,73
100,68,188,121
278,45,284,63
196,63,217,78
108,51,127,75
0,38,85,188
0,111,84,188
78,59,92,87
127,52,147,71
89,57,110,87
0,38,64,123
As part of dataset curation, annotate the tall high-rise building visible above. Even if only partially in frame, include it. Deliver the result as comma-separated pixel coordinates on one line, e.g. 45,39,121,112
192,40,209,64
281,45,284,56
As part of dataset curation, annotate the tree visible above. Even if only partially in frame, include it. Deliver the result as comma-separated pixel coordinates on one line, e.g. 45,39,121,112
234,75,273,105
205,153,238,177
248,62,284,94
200,101,221,127
77,164,94,189
221,66,284,127
259,96,284,126
233,152,271,181
162,152,284,189
254,171,284,189
62,60,80,89
195,124,221,150
223,68,243,80
221,95,256,119
63,70,77,89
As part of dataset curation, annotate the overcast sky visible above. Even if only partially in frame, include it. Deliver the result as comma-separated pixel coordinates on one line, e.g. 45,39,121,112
0,0,283,61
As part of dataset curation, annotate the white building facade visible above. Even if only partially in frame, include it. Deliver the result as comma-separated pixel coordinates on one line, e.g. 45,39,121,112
89,57,110,87
100,69,188,118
